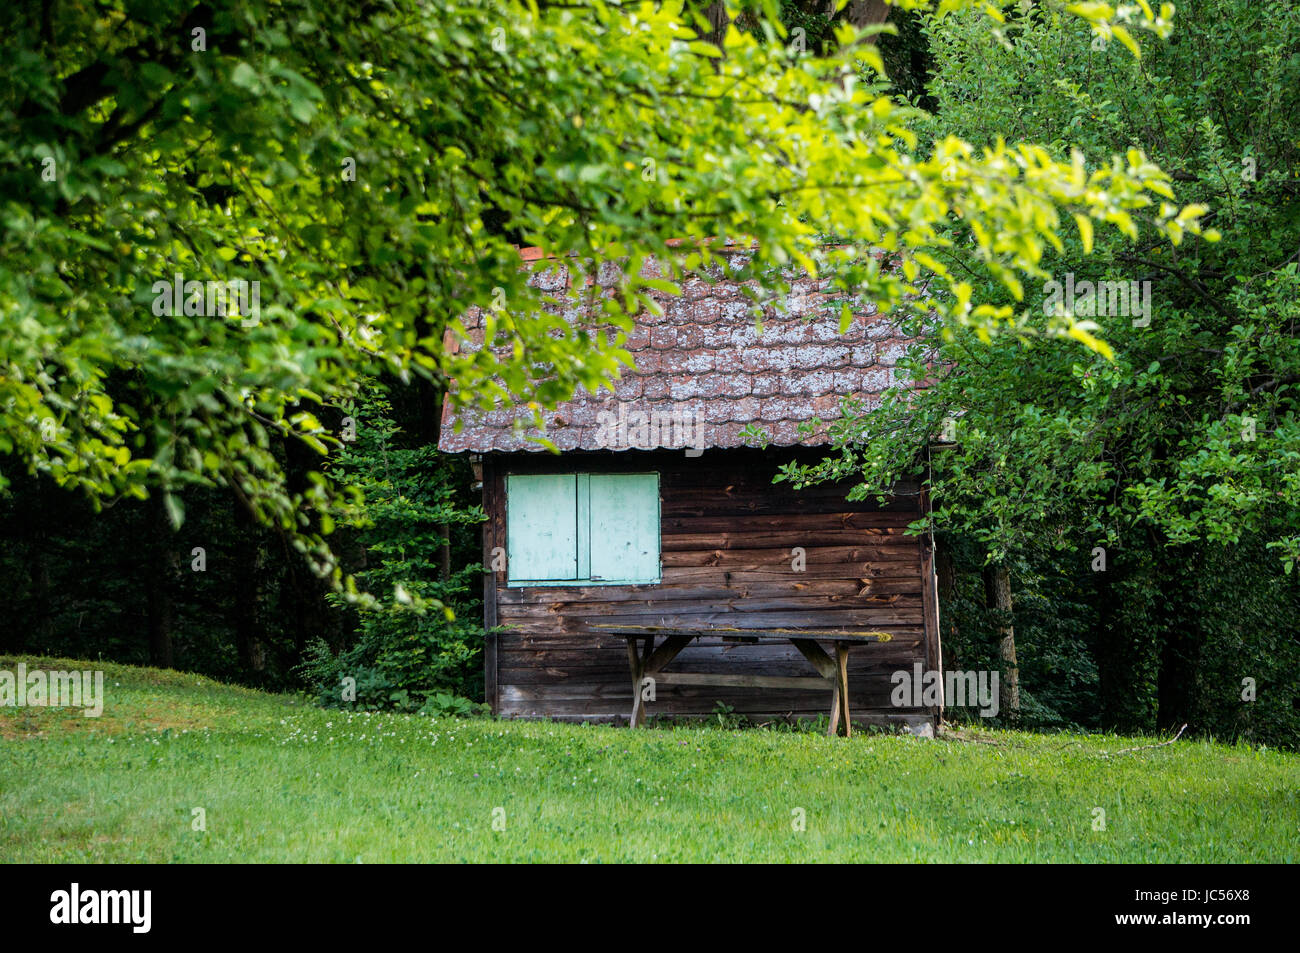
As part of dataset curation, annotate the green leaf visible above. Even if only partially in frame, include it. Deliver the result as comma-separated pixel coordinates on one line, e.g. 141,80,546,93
230,62,259,90
163,493,184,530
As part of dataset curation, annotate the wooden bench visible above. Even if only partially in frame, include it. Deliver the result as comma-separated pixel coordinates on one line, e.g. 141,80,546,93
590,625,893,737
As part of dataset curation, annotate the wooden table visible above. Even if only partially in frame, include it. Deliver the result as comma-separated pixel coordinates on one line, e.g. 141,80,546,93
590,625,893,737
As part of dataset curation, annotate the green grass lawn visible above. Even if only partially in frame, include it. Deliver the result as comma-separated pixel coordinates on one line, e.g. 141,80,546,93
1,655,1297,863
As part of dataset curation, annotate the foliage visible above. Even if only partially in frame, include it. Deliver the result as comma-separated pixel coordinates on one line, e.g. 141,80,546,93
780,0,1300,744
710,700,745,729
3,0,1277,747
298,385,486,711
783,0,1300,562
934,533,1100,731
0,471,311,687
1,0,1206,597
1159,540,1300,748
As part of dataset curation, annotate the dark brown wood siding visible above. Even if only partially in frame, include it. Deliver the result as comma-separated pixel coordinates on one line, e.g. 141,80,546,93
482,448,938,727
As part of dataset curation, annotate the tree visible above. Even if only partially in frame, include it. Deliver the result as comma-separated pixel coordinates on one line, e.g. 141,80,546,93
781,0,1300,737
299,385,486,710
2,0,1203,607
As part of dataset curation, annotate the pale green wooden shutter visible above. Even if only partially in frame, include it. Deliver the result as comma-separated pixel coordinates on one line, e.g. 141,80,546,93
506,474,578,582
588,473,660,584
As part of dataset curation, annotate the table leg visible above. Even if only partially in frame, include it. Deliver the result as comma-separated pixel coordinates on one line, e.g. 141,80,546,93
835,643,851,738
627,636,654,727
827,670,841,738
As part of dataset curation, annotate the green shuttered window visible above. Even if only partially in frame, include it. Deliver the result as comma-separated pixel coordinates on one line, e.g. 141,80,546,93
506,472,660,586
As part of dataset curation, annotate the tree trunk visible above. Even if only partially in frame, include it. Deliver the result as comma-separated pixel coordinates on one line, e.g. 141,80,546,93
1156,625,1196,730
431,387,453,582
1094,543,1121,728
29,533,54,649
835,0,891,30
702,1,888,62
13,478,56,652
935,539,958,668
1095,539,1160,732
984,561,1019,721
145,494,176,669
701,1,730,49
1156,544,1200,730
232,499,266,679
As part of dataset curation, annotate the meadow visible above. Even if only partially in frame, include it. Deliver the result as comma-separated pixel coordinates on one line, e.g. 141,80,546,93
2,656,1296,863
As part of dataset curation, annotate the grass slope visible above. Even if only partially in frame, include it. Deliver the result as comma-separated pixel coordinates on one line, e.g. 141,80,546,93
1,656,1297,863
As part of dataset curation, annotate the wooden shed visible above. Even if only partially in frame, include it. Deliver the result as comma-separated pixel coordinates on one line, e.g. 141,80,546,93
440,253,941,732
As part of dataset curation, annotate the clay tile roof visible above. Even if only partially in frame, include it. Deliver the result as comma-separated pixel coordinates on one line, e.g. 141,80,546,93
439,252,919,453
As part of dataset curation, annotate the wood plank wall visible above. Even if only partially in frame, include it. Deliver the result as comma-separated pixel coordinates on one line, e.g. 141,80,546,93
482,448,939,727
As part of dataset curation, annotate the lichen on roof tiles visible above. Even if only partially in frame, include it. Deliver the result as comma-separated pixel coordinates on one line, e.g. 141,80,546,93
439,257,921,454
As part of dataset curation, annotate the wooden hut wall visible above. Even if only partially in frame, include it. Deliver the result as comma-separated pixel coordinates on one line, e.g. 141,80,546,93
482,448,939,726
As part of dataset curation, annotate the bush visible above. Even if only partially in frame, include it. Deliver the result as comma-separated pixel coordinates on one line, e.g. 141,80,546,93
299,386,487,715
